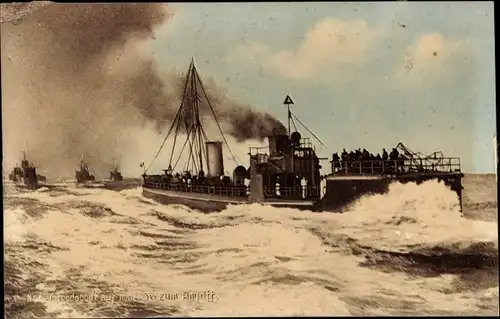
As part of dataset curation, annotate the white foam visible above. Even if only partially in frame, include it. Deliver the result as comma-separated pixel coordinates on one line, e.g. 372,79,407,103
3,178,498,316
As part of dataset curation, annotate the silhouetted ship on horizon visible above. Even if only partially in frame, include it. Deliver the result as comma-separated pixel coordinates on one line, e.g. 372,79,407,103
7,152,51,190
102,160,142,191
141,59,464,213
109,167,123,182
75,158,96,184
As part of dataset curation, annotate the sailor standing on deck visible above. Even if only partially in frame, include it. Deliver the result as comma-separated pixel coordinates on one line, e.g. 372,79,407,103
341,149,348,161
382,148,388,161
389,148,400,172
362,149,370,160
341,149,348,171
332,153,340,171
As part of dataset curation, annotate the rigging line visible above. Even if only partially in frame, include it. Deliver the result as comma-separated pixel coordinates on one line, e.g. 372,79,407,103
290,115,299,132
193,68,239,165
191,125,200,173
182,91,197,165
184,123,198,172
193,123,202,172
182,64,195,133
145,105,183,173
199,122,242,166
194,121,203,172
168,108,183,168
186,126,197,173
199,126,208,157
169,62,194,168
184,137,192,172
192,73,204,172
199,125,210,165
192,131,201,172
186,70,202,173
200,122,240,165
181,108,198,170
172,125,194,172
290,111,331,152
187,137,199,174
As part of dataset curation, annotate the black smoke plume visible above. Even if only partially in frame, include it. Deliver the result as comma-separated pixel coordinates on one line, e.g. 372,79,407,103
1,3,285,177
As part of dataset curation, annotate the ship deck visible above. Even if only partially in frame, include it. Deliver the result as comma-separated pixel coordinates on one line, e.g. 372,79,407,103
142,186,315,206
327,170,463,181
329,158,463,180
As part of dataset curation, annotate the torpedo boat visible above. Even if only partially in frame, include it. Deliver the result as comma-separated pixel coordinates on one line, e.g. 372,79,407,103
7,152,56,190
142,59,464,213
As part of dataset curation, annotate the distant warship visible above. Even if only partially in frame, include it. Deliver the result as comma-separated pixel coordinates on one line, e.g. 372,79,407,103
109,168,123,182
142,58,464,213
8,152,49,190
102,159,142,191
75,157,96,184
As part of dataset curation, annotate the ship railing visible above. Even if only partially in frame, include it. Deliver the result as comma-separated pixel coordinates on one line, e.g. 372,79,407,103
330,158,461,176
298,138,313,149
143,181,249,197
249,146,269,156
263,185,321,199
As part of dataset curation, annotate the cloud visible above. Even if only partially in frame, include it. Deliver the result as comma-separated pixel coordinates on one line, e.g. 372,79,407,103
393,33,471,85
228,18,379,80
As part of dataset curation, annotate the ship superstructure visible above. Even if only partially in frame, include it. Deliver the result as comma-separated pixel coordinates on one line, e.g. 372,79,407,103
109,168,123,181
102,157,142,191
109,157,123,181
75,157,95,184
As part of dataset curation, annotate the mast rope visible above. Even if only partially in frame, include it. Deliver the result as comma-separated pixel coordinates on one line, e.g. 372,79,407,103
146,62,194,174
290,111,331,152
169,63,193,169
169,62,201,173
173,126,194,171
198,122,210,164
194,69,240,166
144,105,183,174
290,115,299,133
168,112,183,169
145,60,243,176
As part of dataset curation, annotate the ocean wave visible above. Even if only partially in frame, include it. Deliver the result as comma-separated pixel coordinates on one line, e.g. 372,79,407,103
3,177,498,316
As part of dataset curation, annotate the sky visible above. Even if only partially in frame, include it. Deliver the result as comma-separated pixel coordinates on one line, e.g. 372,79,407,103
144,1,495,173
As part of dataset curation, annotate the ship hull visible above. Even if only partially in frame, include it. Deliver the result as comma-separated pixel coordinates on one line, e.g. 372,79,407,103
103,180,143,191
8,181,62,190
80,181,106,188
320,172,464,212
143,172,464,213
319,175,391,212
142,186,316,213
76,179,141,191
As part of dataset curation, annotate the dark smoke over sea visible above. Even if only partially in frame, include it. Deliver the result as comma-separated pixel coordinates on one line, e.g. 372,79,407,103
1,3,285,177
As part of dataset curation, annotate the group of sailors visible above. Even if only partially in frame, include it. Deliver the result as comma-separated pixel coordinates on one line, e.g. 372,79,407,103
331,147,407,174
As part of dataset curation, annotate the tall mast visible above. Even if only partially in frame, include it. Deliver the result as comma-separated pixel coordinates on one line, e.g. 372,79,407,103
144,57,240,175
283,95,295,136
191,59,204,172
